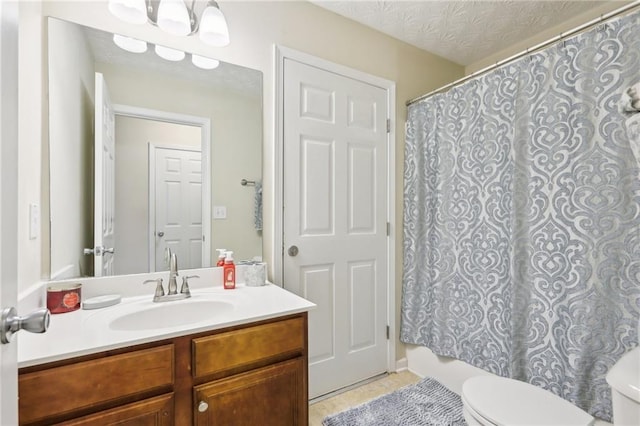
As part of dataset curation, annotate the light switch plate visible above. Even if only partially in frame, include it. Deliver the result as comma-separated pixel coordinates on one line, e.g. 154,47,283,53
29,203,39,239
213,206,227,219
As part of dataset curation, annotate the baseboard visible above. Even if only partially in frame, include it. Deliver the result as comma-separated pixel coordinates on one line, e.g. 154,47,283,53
395,357,408,372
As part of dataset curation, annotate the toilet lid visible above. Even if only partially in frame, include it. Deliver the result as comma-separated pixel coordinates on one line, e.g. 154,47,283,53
462,376,594,426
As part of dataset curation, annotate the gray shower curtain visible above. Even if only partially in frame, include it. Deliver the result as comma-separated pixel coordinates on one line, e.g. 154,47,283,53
401,9,640,422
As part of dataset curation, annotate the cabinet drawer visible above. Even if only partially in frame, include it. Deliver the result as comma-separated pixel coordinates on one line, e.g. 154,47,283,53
192,316,305,379
19,345,174,425
58,393,174,426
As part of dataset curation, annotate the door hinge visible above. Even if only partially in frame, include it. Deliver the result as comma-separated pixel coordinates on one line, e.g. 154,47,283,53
386,325,390,340
386,118,391,133
386,222,390,236
202,235,205,242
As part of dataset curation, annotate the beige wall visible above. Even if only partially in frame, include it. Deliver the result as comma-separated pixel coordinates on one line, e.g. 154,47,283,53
465,1,629,74
18,1,46,292
48,17,94,279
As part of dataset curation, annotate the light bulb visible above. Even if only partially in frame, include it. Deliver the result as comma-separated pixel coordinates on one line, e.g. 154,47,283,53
108,0,148,25
156,0,192,36
155,45,186,61
198,3,230,47
113,34,147,53
192,55,220,70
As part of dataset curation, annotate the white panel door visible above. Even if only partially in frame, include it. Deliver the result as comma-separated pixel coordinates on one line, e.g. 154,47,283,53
93,72,116,276
0,1,19,422
153,147,202,271
283,58,389,398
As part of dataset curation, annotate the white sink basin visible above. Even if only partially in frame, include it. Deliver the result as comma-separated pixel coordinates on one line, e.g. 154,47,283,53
108,300,234,331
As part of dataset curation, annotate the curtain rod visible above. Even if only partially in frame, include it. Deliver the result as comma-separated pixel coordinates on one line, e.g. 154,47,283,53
406,0,640,107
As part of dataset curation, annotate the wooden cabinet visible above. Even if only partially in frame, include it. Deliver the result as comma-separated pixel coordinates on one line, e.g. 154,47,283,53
194,359,305,426
19,313,308,426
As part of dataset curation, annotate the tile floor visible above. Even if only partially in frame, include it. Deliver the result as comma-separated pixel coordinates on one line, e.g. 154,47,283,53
308,370,422,426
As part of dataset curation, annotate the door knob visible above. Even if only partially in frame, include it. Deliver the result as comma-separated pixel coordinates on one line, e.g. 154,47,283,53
1,307,50,344
157,231,165,237
288,245,299,257
198,401,209,412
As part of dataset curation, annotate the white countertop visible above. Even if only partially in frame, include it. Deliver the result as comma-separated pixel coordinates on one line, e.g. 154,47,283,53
18,283,315,368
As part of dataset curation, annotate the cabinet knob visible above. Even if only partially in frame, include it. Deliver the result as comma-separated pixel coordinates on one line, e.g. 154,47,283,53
198,401,209,413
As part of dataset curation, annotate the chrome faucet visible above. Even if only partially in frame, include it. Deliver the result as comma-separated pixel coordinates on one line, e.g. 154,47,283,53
168,250,179,295
143,249,196,302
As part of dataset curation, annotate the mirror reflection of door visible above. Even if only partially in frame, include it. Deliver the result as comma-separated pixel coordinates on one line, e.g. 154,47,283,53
93,72,116,277
114,114,204,275
151,146,203,272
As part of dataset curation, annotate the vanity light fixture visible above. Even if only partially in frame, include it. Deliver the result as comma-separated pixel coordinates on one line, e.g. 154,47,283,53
156,0,192,36
107,0,148,25
192,54,220,70
154,44,186,61
107,0,230,47
111,33,221,70
198,1,229,47
113,34,148,53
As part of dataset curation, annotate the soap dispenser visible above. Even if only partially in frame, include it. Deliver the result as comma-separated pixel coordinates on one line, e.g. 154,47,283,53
216,249,226,267
223,251,235,290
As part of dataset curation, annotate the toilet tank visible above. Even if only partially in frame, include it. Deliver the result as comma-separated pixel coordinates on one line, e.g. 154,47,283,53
606,346,640,426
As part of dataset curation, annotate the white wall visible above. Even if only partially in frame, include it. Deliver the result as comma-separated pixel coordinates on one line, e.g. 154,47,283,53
48,17,94,279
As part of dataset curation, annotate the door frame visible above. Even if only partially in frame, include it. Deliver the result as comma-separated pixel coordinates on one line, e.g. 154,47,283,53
148,143,202,272
273,45,397,374
112,104,212,271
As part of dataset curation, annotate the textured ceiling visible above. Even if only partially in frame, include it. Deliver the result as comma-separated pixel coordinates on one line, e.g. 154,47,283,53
310,1,611,66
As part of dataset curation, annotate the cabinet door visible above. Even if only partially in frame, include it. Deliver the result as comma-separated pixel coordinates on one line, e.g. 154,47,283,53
19,345,174,425
194,358,306,426
58,393,174,426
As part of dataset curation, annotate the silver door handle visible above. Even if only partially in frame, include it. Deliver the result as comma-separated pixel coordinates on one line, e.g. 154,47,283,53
288,245,299,257
157,231,165,237
83,246,114,256
1,307,50,344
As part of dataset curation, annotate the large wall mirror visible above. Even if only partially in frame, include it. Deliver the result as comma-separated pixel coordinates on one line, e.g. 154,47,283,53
48,17,263,280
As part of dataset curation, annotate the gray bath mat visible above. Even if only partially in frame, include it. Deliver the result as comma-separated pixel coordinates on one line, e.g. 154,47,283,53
322,376,466,426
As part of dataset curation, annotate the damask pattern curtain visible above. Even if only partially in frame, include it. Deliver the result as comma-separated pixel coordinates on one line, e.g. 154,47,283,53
401,10,640,421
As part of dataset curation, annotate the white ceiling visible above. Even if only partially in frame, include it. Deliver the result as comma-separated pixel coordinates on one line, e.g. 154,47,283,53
310,0,612,66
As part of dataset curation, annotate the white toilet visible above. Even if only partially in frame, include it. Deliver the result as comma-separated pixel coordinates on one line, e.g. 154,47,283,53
606,346,640,426
461,375,594,426
461,346,640,426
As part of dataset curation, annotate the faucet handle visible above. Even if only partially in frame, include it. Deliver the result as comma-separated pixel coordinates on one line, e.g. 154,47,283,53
180,275,199,296
143,278,165,298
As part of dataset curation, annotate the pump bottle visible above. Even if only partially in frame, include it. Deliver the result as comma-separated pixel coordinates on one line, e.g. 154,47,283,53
216,249,226,267
223,251,235,289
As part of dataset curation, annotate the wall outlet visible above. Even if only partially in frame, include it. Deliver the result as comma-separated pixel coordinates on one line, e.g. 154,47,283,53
213,206,227,219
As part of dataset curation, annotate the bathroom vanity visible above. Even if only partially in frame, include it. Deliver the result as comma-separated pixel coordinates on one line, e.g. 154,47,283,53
17,281,314,426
